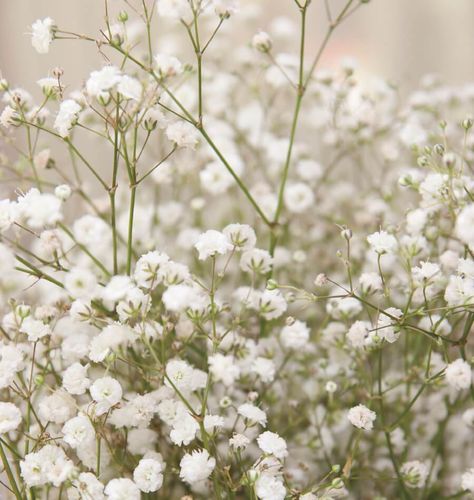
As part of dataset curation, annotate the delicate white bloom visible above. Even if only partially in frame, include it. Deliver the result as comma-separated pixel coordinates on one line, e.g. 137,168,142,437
195,229,233,260
412,261,440,283
38,390,76,424
462,468,474,493
252,31,272,52
367,230,398,254
223,223,256,250
280,319,310,349
166,121,199,149
104,478,140,500
17,188,62,228
0,402,21,433
179,449,216,485
214,0,239,17
154,54,183,78
347,320,372,349
156,0,190,20
70,472,105,500
117,75,142,100
64,267,98,299
376,307,403,343
209,353,241,386
238,403,267,426
31,18,55,54
240,248,273,274
284,183,315,214
0,105,19,128
257,431,288,459
133,250,170,289
257,290,287,320
89,324,136,363
20,317,51,341
348,404,376,430
456,205,474,249
54,184,72,201
90,377,123,416
445,359,472,390
255,474,286,500
62,414,95,448
54,99,81,137
204,414,225,432
229,433,250,450
133,458,163,493
252,357,276,383
400,460,429,488
20,445,74,487
62,362,90,395
359,272,383,294
86,66,122,99
0,199,16,232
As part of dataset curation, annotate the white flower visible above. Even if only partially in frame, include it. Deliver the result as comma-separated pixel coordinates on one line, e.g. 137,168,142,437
252,357,276,383
156,0,191,20
0,199,16,232
54,99,81,137
280,319,310,349
257,290,287,320
347,320,372,349
133,250,170,289
90,377,123,416
20,317,51,342
240,248,273,274
70,473,105,500
0,402,21,433
462,468,474,493
62,362,90,395
88,324,136,363
214,0,239,17
204,414,225,432
229,433,250,450
179,449,216,485
154,54,183,78
62,414,95,448
38,390,76,424
117,75,142,100
195,229,233,260
165,359,195,392
255,474,286,500
347,404,376,430
456,205,474,250
238,403,267,426
400,460,429,488
445,358,472,390
86,66,122,99
367,230,398,254
283,183,315,214
252,31,272,52
20,445,74,487
17,188,62,228
166,121,199,149
377,308,403,344
64,267,98,299
133,458,163,493
257,431,288,459
223,223,256,250
104,478,140,500
208,353,241,386
54,184,72,201
31,18,55,54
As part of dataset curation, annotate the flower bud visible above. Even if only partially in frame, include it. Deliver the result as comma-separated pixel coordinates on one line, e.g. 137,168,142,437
251,31,272,52
462,118,473,130
266,279,278,290
54,184,72,201
118,10,129,22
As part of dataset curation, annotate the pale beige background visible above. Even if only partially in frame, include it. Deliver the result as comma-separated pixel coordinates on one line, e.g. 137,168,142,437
1,0,474,92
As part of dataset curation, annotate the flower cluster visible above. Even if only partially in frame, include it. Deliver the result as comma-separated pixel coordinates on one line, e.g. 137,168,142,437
0,0,473,498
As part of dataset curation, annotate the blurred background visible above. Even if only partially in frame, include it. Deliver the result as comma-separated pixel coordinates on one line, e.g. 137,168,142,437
1,0,473,94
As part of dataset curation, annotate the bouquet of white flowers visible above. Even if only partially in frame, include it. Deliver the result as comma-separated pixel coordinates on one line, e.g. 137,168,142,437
0,0,474,498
